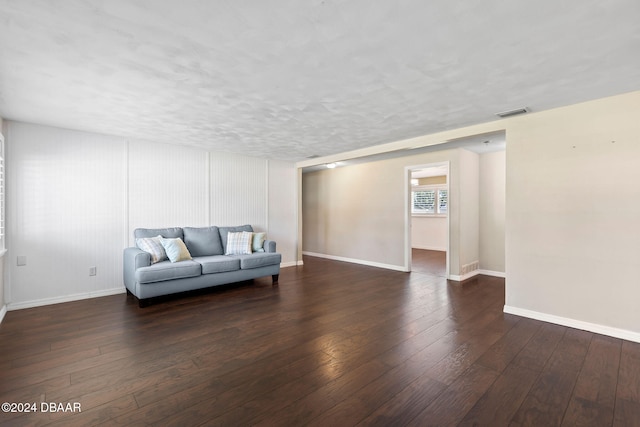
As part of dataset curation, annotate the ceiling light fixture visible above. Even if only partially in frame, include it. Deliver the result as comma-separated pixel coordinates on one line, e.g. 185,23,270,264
326,163,337,169
495,107,529,118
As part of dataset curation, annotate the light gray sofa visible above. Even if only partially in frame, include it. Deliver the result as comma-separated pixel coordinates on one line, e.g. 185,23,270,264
123,225,281,307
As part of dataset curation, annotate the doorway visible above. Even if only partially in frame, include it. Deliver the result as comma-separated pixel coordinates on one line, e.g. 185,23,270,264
405,161,450,278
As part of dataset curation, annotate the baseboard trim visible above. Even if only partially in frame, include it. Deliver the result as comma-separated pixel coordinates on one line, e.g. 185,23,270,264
411,245,446,252
503,305,640,344
449,269,505,281
448,270,479,282
280,261,298,268
302,251,406,272
0,304,6,325
478,269,506,278
7,287,127,311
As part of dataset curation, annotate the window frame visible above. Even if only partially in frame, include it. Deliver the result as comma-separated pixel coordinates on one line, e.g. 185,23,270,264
411,184,448,217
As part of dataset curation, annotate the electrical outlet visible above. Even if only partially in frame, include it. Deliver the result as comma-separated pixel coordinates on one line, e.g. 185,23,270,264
17,256,27,266
89,267,97,276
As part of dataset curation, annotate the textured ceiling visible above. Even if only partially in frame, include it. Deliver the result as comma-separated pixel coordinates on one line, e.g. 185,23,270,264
0,0,639,162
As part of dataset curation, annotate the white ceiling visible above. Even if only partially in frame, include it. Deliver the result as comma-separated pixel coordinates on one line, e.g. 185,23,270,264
0,1,638,162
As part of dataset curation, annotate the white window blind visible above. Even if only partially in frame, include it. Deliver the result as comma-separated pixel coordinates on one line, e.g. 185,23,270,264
412,185,448,215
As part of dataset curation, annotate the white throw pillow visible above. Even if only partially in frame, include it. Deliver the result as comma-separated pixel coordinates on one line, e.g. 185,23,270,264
160,237,192,263
252,232,266,253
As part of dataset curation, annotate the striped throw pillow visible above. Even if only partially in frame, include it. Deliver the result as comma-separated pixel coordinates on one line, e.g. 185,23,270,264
225,231,253,255
136,235,167,264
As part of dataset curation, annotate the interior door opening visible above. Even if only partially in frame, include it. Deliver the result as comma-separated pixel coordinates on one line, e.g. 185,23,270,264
406,162,450,278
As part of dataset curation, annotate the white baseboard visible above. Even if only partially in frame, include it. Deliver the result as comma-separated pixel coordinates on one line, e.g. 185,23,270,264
411,245,446,252
449,269,505,281
302,251,407,272
448,270,479,282
478,269,506,278
281,260,304,268
0,304,6,325
7,287,126,311
504,305,640,344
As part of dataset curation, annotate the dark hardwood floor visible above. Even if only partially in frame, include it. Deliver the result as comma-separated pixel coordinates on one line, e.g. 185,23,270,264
1,254,639,426
411,249,446,277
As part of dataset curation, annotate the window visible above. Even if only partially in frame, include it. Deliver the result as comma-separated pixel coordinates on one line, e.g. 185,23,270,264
412,185,447,215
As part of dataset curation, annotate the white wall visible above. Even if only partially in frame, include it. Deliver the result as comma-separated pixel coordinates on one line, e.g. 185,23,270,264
411,217,447,251
128,140,209,236
209,152,268,231
6,122,127,307
0,116,5,321
479,151,505,273
268,159,298,267
5,121,298,310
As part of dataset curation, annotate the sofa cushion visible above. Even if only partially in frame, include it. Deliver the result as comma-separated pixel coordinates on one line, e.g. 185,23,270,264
219,225,253,253
225,231,253,255
196,256,241,274
134,227,183,240
231,252,282,270
135,236,167,264
136,260,201,284
160,237,192,263
183,226,224,256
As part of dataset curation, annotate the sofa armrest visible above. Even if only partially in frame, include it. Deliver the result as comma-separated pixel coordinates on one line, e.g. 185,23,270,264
264,240,277,253
123,247,151,289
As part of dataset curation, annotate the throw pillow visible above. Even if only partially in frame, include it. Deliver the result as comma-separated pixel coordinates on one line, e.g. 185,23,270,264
225,231,253,255
160,237,193,263
252,232,266,253
136,235,167,264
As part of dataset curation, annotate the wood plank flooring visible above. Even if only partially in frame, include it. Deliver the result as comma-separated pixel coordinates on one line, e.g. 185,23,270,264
1,252,639,426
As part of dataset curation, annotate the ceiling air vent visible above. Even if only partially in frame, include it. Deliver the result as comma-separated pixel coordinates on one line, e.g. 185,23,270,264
495,107,529,118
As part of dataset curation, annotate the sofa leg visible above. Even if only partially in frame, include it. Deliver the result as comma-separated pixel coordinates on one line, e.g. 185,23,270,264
138,298,150,308
272,274,279,285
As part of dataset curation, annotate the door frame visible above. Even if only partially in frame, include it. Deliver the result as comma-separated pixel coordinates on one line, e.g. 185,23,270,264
404,161,450,277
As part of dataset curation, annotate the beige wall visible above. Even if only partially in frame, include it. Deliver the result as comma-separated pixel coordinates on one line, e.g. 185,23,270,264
505,90,640,336
303,148,470,275
302,159,407,268
300,89,640,339
417,175,446,185
459,149,480,271
479,151,505,272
